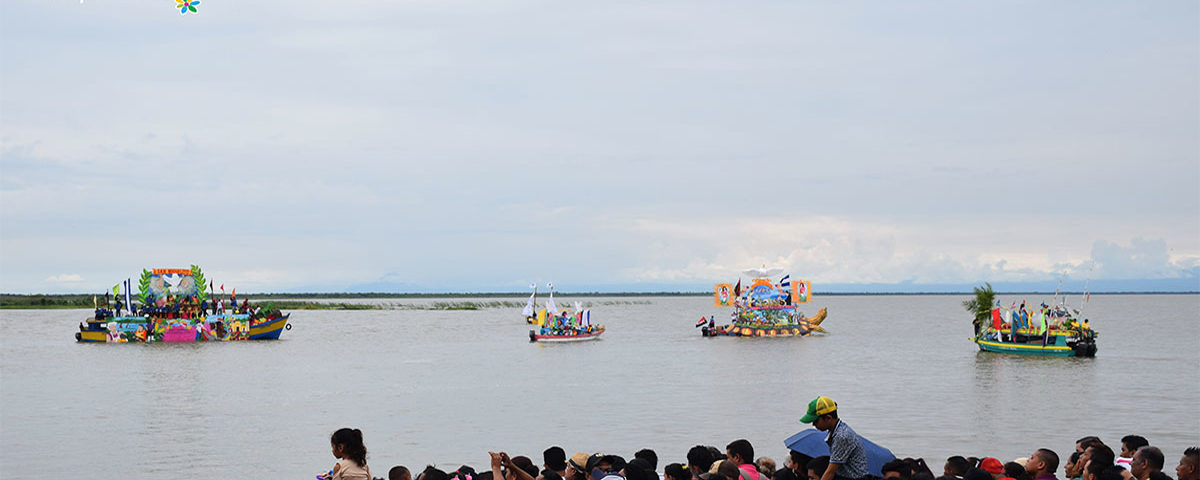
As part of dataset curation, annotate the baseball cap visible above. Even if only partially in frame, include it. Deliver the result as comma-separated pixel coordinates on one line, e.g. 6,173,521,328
799,396,837,423
981,458,1003,474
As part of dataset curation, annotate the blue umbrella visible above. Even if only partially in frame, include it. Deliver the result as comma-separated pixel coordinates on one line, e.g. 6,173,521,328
784,428,896,477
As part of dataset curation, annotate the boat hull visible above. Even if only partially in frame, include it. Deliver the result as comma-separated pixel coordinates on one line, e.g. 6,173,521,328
973,329,1097,357
702,325,811,338
529,330,604,342
77,313,290,343
248,314,290,340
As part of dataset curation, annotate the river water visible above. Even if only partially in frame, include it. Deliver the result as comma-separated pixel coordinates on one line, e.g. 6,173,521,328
1,294,1197,479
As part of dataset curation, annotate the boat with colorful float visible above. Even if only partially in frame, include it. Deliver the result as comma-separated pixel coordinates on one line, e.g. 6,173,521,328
526,283,605,342
965,283,1097,357
700,266,828,338
75,266,291,343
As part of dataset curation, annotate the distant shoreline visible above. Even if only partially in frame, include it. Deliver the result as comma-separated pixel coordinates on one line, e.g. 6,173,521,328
2,291,1195,309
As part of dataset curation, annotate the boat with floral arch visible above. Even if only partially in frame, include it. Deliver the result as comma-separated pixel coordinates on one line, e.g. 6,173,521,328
700,266,827,338
75,265,290,343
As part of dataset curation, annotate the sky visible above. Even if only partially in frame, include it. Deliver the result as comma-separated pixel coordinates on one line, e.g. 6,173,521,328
1,1,1198,294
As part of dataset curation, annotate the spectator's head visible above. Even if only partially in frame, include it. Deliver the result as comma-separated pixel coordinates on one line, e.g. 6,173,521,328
883,459,914,480
800,397,839,432
544,447,567,473
1096,466,1126,480
1085,449,1114,480
757,458,777,478
1121,437,1150,459
625,458,657,480
717,460,741,480
454,465,477,480
635,449,659,472
1176,447,1200,480
419,466,451,480
979,458,1004,480
709,447,728,462
1004,462,1028,480
665,464,690,480
907,459,935,479
513,456,540,479
391,466,413,480
1026,449,1059,476
1077,438,1103,454
964,468,993,480
689,446,717,478
1131,446,1164,480
787,451,812,473
568,454,591,480
1064,452,1083,479
727,440,755,466
807,457,831,480
946,457,970,477
330,428,368,469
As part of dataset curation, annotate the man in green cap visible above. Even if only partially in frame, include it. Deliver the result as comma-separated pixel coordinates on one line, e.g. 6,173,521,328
800,396,869,480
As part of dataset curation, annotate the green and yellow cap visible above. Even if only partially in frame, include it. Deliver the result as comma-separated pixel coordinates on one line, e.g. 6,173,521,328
799,396,837,423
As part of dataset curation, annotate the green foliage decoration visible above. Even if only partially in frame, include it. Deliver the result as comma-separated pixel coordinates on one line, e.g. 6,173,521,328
138,269,152,305
191,265,208,303
962,282,996,332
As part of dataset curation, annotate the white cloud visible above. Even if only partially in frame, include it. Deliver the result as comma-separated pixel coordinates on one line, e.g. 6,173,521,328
44,274,83,283
1,1,1197,292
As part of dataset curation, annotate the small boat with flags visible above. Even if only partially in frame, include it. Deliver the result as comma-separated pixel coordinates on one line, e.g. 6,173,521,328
965,283,1098,357
76,265,291,343
527,283,605,342
700,266,827,338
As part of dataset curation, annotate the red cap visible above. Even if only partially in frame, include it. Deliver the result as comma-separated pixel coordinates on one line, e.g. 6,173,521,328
981,458,1004,474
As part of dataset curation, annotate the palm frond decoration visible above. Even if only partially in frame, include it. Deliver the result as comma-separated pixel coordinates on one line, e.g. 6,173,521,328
962,282,996,332
191,265,208,303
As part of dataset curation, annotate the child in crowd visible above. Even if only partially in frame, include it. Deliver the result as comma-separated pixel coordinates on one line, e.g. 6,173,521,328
325,428,372,480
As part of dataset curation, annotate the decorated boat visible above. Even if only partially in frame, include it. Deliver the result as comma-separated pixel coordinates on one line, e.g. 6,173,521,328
75,265,291,343
700,266,827,338
965,283,1097,357
527,283,605,342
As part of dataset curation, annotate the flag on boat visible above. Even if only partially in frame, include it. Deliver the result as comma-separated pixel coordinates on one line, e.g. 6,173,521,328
582,309,590,326
522,290,536,317
546,290,558,314
696,316,707,328
125,278,132,314
112,284,120,297
780,274,791,288
734,279,741,296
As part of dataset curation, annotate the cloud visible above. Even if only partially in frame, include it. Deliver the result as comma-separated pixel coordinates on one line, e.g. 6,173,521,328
1089,238,1192,279
44,274,83,283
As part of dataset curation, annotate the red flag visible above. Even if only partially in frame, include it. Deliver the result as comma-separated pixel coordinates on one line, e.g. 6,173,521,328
220,284,225,292
232,288,236,297
695,316,707,328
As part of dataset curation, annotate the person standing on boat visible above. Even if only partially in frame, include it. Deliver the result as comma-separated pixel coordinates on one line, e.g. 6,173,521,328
801,396,869,480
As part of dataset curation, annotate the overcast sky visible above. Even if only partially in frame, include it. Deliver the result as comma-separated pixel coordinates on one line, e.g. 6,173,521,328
2,1,1197,293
